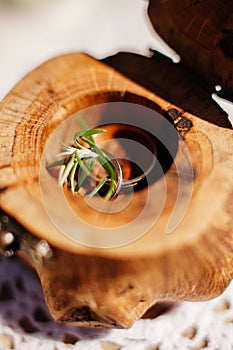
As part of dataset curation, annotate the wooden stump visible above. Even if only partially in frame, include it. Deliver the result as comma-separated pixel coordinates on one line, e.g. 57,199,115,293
148,0,233,98
0,52,232,328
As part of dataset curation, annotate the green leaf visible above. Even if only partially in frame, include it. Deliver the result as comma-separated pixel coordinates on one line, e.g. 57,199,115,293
69,160,79,194
88,177,109,198
75,158,95,192
81,136,118,199
46,159,65,168
78,117,95,143
59,153,76,187
75,150,92,176
74,128,106,141
82,137,117,179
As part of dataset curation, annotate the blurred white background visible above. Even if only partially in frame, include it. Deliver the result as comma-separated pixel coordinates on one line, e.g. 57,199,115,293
0,0,177,99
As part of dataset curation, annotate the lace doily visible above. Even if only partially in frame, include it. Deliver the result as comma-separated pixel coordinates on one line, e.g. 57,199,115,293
0,254,233,350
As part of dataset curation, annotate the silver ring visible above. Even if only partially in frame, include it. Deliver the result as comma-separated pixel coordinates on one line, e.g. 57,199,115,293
101,150,123,198
104,148,156,197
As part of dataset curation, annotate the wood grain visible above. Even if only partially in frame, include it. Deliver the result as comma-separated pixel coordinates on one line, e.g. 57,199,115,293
0,53,232,328
148,0,233,98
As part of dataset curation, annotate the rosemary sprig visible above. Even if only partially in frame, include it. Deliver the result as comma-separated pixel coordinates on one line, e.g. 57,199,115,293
80,136,117,200
48,125,118,199
75,157,95,192
87,177,109,199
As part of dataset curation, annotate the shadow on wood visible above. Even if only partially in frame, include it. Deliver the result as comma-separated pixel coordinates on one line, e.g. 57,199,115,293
103,51,232,129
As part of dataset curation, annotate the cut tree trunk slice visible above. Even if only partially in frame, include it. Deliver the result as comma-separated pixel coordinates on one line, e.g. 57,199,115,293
0,53,232,328
148,0,233,98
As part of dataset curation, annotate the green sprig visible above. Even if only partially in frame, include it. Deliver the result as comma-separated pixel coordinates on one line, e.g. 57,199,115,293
48,124,118,200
